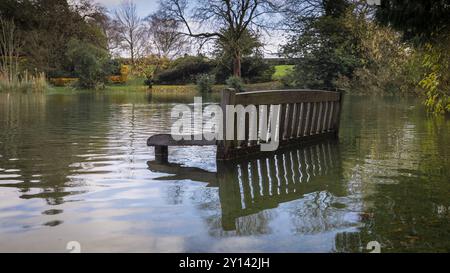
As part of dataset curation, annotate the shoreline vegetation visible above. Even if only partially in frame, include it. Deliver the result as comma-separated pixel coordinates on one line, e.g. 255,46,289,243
48,78,285,94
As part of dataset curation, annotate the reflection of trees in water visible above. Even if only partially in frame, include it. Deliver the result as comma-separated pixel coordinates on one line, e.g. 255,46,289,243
165,182,186,205
234,211,275,235
287,191,359,235
0,93,113,206
204,209,275,238
334,232,364,253
349,173,450,252
335,96,450,252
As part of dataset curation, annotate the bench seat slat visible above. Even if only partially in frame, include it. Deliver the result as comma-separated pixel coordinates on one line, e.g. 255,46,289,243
147,134,216,146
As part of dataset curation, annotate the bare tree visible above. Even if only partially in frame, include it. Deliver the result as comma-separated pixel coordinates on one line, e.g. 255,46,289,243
113,0,147,64
158,0,283,77
0,17,22,81
70,0,108,23
104,17,124,57
145,14,188,59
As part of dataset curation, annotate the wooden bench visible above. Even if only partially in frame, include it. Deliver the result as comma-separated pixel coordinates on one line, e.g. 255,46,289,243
147,88,343,161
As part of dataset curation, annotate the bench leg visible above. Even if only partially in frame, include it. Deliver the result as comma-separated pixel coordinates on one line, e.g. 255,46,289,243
154,145,168,163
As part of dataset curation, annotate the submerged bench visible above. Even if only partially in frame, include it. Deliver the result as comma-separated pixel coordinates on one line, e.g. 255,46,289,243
147,88,343,161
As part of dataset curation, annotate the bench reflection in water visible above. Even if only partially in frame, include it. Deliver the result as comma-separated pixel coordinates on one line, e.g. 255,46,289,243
147,139,343,231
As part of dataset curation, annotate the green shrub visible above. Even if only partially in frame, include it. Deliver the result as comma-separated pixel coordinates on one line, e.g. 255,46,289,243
66,39,112,89
242,57,275,83
196,74,215,93
226,76,245,92
214,57,275,84
108,59,122,76
154,55,212,84
419,39,450,114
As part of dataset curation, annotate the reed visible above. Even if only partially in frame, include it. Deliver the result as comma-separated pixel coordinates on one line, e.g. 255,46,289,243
0,71,48,92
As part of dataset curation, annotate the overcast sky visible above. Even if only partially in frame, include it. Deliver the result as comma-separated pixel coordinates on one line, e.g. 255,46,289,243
96,0,158,17
96,0,284,56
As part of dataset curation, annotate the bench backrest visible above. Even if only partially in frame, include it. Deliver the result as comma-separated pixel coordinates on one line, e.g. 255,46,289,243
217,88,343,160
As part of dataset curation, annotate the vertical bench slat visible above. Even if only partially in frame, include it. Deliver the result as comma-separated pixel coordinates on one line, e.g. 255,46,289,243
285,104,292,139
297,102,305,137
217,89,236,160
258,105,268,144
240,113,250,148
315,102,323,134
327,101,334,132
283,104,291,140
313,102,318,134
278,104,287,141
312,102,318,135
307,103,314,136
234,111,240,149
286,103,296,139
321,101,329,133
306,102,315,136
291,103,300,138
303,102,311,136
248,110,259,147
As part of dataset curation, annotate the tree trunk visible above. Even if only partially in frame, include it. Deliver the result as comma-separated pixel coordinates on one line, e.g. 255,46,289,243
233,50,241,78
130,47,135,65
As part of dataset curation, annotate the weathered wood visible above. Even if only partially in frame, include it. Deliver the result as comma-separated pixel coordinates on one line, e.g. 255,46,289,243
235,89,340,105
148,134,215,163
305,102,314,136
147,134,215,146
298,102,306,137
217,88,236,160
310,102,317,135
258,104,269,143
154,145,168,163
316,102,323,134
286,103,296,139
327,101,334,132
291,103,299,138
321,101,329,133
279,103,287,141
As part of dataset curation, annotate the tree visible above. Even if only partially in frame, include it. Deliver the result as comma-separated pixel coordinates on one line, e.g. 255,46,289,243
113,0,147,64
158,0,282,78
282,0,364,89
213,29,273,83
144,13,188,59
375,0,450,43
66,39,112,89
104,17,123,57
0,17,22,81
376,0,450,114
0,0,109,77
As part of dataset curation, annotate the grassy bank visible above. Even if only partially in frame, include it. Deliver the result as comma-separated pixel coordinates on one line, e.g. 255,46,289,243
50,76,285,94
